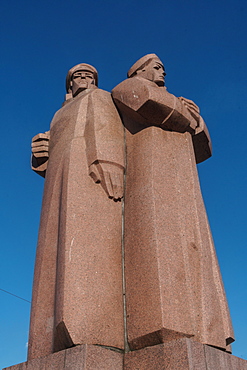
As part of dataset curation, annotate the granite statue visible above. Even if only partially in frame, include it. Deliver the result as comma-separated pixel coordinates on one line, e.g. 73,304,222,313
29,63,125,360
112,53,234,352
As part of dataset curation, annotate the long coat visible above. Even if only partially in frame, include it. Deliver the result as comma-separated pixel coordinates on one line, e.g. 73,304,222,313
112,76,234,352
28,88,125,359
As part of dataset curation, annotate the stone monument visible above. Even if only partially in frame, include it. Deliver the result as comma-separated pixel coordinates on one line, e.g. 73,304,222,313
4,57,247,369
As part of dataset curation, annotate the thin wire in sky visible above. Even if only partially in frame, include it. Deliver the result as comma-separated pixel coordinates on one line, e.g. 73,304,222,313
0,288,31,303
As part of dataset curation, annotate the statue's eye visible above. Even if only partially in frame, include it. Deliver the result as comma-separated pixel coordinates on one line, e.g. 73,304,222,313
154,66,159,70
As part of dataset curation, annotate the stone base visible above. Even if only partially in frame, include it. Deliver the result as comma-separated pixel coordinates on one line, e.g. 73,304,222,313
4,339,247,369
125,338,247,369
3,345,123,370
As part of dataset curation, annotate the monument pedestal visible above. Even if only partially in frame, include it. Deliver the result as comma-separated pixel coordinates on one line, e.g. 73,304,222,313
125,339,247,369
3,344,123,370
4,339,247,369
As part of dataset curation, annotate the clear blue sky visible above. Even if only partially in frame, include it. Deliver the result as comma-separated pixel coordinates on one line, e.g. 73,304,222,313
1,0,246,368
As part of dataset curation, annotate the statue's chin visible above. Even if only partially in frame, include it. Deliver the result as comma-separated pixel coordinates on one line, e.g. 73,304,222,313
72,85,88,97
155,80,165,87
72,83,97,97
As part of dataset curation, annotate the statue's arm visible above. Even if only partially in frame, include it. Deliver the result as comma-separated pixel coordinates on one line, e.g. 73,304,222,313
112,78,198,133
178,97,212,163
31,131,50,178
192,117,212,163
85,89,125,201
112,79,211,163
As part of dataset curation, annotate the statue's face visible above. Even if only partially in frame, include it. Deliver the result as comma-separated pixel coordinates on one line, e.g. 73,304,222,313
71,69,96,96
139,59,166,86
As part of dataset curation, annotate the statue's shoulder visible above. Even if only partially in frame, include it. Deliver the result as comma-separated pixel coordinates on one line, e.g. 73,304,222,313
89,88,116,107
90,88,110,98
112,77,164,114
112,76,144,94
112,76,161,102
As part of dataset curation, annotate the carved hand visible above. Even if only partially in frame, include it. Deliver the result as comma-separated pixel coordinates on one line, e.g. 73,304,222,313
89,161,124,201
31,131,50,177
32,131,50,163
178,97,200,123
